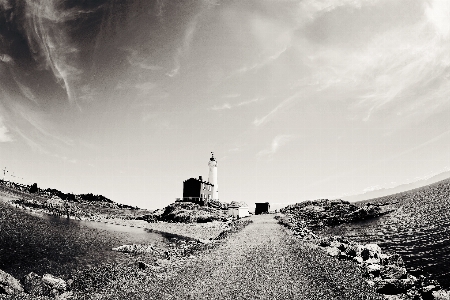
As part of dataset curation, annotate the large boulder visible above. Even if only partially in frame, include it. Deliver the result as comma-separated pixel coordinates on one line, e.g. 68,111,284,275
363,263,383,278
326,247,340,257
374,278,416,295
365,244,382,258
431,290,450,300
0,269,24,295
42,274,67,292
22,272,52,296
380,265,407,280
379,253,405,267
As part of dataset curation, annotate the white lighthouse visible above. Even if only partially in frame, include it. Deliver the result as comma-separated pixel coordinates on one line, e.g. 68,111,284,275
208,152,219,200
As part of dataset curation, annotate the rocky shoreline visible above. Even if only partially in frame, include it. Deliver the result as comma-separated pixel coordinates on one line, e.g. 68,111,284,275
277,199,450,300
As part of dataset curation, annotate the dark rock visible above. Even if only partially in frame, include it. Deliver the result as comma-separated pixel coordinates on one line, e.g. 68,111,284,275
137,261,150,270
0,269,24,295
337,243,347,252
22,272,52,296
360,248,371,261
318,237,331,247
380,265,407,280
380,253,405,267
375,278,415,295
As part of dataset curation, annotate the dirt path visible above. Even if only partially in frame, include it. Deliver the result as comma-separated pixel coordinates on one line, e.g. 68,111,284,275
144,215,383,300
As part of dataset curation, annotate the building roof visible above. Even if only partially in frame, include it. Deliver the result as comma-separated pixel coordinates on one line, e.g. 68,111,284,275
229,201,249,208
183,177,214,186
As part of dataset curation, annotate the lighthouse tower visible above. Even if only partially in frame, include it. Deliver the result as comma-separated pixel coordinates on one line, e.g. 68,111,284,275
208,152,219,200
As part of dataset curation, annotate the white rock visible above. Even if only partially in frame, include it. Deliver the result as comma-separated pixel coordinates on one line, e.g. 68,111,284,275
365,244,382,257
42,274,66,291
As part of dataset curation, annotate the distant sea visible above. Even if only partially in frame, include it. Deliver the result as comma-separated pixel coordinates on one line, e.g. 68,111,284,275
320,179,450,288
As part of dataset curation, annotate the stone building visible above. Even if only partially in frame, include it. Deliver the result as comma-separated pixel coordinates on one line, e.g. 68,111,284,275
255,202,270,215
179,153,219,206
182,176,214,205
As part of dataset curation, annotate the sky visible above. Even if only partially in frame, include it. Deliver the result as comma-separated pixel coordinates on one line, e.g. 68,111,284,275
0,0,450,210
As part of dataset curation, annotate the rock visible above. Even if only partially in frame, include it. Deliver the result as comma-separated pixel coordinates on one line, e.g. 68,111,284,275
318,237,331,247
338,251,348,260
374,278,415,295
137,261,150,270
405,287,422,300
380,253,405,267
422,284,439,294
56,291,74,300
366,257,381,265
345,245,358,258
365,243,382,258
421,285,440,300
418,275,441,290
383,295,408,300
431,290,450,300
360,248,371,261
326,247,340,257
365,279,375,287
363,263,383,278
337,242,348,252
380,265,407,280
42,274,66,291
353,256,364,264
22,272,52,296
0,269,24,295
112,244,154,254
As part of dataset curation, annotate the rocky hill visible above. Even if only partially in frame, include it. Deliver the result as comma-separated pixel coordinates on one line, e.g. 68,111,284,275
280,199,391,230
149,201,229,223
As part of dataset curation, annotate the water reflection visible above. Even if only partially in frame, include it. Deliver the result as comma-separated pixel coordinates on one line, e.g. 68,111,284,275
0,204,170,280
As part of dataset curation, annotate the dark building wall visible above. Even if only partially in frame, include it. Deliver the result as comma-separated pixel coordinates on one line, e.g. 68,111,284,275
182,178,214,206
255,202,270,215
183,178,201,198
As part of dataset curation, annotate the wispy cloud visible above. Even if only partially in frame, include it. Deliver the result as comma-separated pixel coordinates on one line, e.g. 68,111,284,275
0,117,12,142
351,23,450,121
233,44,289,76
125,48,163,71
257,134,296,158
210,97,261,111
23,1,89,104
253,92,301,126
426,0,450,38
223,93,241,98
134,81,156,96
167,17,198,77
299,0,381,22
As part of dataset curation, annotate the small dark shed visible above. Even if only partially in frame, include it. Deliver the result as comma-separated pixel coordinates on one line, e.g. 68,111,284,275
255,202,270,215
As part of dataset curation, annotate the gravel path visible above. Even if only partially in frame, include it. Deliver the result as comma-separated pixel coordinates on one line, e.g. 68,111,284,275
143,214,383,300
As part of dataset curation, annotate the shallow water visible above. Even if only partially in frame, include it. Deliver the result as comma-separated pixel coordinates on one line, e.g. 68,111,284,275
320,180,450,288
0,203,170,280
